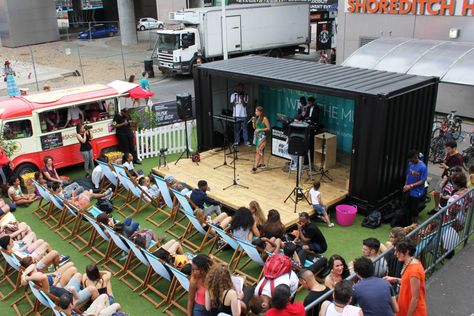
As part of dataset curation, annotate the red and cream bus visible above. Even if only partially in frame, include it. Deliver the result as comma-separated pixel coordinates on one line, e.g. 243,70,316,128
0,83,128,176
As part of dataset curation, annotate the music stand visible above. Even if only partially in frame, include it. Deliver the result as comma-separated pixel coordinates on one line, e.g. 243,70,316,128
314,133,333,182
223,144,249,190
284,155,311,213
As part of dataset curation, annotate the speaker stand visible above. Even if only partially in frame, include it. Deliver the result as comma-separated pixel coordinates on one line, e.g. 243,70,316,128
284,156,311,213
175,117,198,166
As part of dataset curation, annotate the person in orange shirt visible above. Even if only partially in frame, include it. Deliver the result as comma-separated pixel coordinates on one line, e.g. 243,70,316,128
385,238,427,316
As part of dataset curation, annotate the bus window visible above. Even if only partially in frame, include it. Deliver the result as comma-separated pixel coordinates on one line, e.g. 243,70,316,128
3,120,33,139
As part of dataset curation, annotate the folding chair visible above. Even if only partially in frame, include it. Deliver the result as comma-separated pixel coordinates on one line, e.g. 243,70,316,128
208,223,241,268
147,174,178,229
32,180,53,219
0,250,23,301
43,192,65,229
96,159,126,200
140,249,173,309
55,199,91,251
233,238,266,285
119,237,150,291
102,225,131,275
83,211,111,263
111,163,145,217
163,262,190,315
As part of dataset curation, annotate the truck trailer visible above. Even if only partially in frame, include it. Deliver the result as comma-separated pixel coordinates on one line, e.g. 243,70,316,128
153,2,310,75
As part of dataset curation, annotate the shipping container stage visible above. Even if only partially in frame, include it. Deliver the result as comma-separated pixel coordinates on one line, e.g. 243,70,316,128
153,145,350,227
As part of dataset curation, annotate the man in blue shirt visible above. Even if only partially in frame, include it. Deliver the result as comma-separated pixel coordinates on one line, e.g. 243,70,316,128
352,257,398,316
404,150,427,224
190,180,222,216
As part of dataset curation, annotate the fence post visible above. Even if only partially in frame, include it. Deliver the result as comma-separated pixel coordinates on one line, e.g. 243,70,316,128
76,42,86,85
464,191,474,247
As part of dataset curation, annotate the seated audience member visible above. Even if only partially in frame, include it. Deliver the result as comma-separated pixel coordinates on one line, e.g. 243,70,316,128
0,199,13,219
140,176,160,201
294,212,328,263
205,263,241,315
82,264,115,304
361,238,387,277
96,213,140,238
122,153,143,179
194,208,232,233
0,221,32,241
51,182,112,209
324,255,350,290
188,254,214,316
130,228,161,250
252,238,280,262
8,176,38,206
309,181,334,228
249,200,266,232
298,269,330,316
265,284,305,316
254,256,299,302
164,175,190,194
282,242,303,270
190,180,222,216
148,238,184,260
64,105,84,128
261,209,286,241
91,163,104,191
230,207,259,241
34,171,47,197
352,257,398,316
42,156,68,186
59,292,122,316
319,280,363,316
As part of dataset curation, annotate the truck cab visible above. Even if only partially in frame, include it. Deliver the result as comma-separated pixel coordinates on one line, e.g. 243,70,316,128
155,28,200,75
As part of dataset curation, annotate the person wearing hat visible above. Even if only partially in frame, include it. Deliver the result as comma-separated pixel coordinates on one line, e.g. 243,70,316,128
112,108,141,164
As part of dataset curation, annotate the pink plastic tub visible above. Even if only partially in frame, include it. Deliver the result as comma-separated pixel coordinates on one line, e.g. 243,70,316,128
335,204,358,227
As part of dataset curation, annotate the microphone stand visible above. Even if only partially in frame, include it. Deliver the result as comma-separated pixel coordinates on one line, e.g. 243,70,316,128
315,133,332,182
223,144,249,190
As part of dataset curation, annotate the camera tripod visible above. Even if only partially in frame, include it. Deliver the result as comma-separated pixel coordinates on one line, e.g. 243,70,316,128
284,156,311,213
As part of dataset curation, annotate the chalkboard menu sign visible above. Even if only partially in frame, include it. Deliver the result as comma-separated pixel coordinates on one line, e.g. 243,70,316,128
151,98,195,126
40,132,63,151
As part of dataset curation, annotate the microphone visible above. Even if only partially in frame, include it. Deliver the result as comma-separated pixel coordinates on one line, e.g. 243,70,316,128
247,116,255,124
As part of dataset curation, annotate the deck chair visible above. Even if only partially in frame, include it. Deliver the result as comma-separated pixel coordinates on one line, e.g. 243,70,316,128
96,159,126,200
233,238,266,285
0,250,23,300
40,290,67,316
43,192,65,229
147,174,178,229
140,249,172,309
162,262,190,315
119,237,150,291
32,180,53,219
102,225,131,275
208,223,241,268
55,199,90,251
83,211,111,263
111,163,145,217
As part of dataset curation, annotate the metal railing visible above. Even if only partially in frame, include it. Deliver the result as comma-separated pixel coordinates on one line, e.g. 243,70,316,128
304,187,474,313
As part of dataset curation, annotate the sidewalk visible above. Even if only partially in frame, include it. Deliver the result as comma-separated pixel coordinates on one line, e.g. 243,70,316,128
426,241,474,315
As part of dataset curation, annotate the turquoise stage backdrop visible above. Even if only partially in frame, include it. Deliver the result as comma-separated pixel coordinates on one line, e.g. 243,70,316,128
258,85,354,153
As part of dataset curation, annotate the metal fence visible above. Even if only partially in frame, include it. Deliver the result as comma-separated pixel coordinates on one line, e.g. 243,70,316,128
304,187,474,313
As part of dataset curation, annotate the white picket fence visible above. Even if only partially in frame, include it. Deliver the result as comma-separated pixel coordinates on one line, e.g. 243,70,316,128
135,120,196,160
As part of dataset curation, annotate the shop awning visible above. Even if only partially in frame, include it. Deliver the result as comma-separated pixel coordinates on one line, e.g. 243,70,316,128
342,38,474,86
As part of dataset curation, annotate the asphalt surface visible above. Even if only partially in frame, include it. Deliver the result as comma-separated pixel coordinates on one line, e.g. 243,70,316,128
426,241,474,316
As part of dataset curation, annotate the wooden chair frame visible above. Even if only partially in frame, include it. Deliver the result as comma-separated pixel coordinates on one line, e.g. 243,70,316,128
140,250,173,309
162,263,190,315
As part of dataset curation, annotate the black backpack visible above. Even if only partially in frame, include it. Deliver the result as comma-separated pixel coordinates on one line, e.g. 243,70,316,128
362,210,382,229
96,199,113,214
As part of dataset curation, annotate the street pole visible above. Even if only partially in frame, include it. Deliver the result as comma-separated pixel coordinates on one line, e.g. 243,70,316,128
120,40,127,80
29,46,40,91
221,0,228,60
76,41,86,85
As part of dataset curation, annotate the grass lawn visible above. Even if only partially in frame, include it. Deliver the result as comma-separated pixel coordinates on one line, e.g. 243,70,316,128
0,153,433,315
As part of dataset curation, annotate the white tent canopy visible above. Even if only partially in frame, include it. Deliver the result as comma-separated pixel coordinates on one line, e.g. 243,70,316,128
342,38,474,86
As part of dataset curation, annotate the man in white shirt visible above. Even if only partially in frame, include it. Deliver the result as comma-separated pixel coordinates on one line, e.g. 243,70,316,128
64,106,84,128
230,83,250,146
254,270,299,299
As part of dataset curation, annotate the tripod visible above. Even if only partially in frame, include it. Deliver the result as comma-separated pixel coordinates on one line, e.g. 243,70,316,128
214,116,233,170
314,134,332,182
223,144,249,190
175,118,197,166
284,155,311,213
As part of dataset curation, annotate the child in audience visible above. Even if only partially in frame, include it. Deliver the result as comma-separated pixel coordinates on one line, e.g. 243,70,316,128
122,153,143,179
194,208,232,233
140,176,160,201
96,213,140,238
308,181,334,228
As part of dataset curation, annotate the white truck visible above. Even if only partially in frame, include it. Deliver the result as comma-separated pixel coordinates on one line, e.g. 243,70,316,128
153,2,310,75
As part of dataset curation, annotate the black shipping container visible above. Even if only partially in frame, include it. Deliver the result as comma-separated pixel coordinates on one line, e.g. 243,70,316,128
193,56,438,212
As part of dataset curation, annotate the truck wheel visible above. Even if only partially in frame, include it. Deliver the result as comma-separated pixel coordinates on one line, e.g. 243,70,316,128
15,163,38,177
268,49,282,58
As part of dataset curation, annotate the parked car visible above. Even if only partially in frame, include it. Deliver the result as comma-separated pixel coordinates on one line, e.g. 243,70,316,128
78,24,118,39
137,18,164,31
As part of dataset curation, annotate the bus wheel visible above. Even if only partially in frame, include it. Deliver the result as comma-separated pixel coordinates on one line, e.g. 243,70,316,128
15,163,38,177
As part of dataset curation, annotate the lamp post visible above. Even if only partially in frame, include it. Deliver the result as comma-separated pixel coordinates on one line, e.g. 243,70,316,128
221,0,228,60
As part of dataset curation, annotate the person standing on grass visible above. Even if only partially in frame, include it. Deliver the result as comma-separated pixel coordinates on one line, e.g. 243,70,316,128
403,150,427,224
309,181,334,228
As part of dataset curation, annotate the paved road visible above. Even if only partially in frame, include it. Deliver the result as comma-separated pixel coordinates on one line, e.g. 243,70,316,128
426,241,474,316
148,73,194,103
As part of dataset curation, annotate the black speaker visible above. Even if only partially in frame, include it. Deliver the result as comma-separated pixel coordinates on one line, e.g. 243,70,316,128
177,94,193,120
288,122,310,156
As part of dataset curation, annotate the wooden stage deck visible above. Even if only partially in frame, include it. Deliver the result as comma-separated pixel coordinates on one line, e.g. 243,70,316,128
153,146,349,227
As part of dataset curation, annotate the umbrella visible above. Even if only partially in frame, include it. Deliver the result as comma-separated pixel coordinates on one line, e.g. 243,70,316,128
128,86,154,99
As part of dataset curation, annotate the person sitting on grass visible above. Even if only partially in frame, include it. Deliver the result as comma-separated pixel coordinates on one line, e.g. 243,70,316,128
294,212,328,264
261,209,286,241
59,292,122,316
7,176,39,206
194,208,232,234
308,181,334,228
252,237,280,262
42,156,68,187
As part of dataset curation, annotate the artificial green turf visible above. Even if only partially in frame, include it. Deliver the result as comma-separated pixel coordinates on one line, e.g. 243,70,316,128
0,152,433,315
